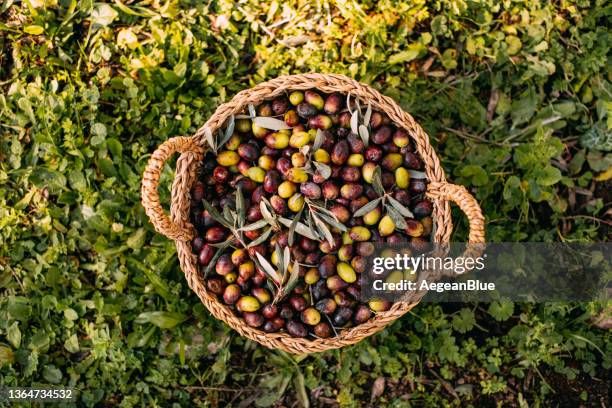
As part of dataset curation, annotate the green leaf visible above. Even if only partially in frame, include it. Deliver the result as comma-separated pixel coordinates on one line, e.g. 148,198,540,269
126,228,147,249
372,166,384,196
43,365,63,384
353,197,381,217
7,322,21,349
460,165,489,186
488,300,514,321
388,44,424,65
135,311,188,329
24,25,44,35
452,308,476,333
536,165,562,186
91,4,119,28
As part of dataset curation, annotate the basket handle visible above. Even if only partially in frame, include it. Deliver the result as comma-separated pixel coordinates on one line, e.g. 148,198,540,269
141,136,204,241
426,182,485,243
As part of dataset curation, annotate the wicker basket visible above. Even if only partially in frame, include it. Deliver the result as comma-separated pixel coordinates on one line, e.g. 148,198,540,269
141,73,485,354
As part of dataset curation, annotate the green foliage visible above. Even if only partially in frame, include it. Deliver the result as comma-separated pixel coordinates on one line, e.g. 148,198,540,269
0,0,610,406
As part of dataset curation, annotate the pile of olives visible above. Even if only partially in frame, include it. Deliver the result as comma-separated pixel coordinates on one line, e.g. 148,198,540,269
190,90,433,338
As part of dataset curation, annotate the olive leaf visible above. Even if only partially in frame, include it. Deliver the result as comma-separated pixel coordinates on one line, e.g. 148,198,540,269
353,197,382,217
253,116,291,130
358,124,369,147
408,169,427,179
255,252,282,284
284,260,300,293
363,102,372,127
387,195,414,218
216,115,235,151
288,205,305,246
313,161,331,180
259,198,276,224
385,204,408,229
202,199,232,229
316,212,348,232
248,104,256,118
313,213,334,246
240,219,269,231
278,217,320,240
346,93,353,115
203,240,232,278
282,246,291,279
312,129,325,151
235,186,246,225
350,110,359,134
372,166,385,196
247,226,272,247
203,127,216,151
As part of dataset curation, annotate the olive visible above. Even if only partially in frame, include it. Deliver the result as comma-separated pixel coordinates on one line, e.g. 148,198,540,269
314,322,332,338
251,186,266,204
327,275,348,292
205,226,226,243
318,255,337,278
236,296,260,312
393,129,410,147
236,118,252,133
213,166,229,183
403,152,422,170
334,291,353,307
353,304,372,324
329,204,350,223
280,305,294,320
413,200,433,217
336,111,350,128
270,195,288,215
364,146,383,162
281,109,299,126
297,102,317,118
252,122,268,138
369,112,383,128
288,193,305,212
333,307,353,326
369,299,391,312
275,230,289,247
347,153,365,167
235,178,257,194
248,245,266,258
289,296,308,312
404,219,424,237
192,237,205,253
421,216,433,236
265,133,289,150
237,143,259,162
286,320,308,338
262,304,278,319
356,242,375,256
340,183,363,200
378,215,396,236
215,254,234,275
322,181,340,199
312,280,330,300
289,91,304,106
363,206,382,225
225,134,242,150
217,151,240,166
198,244,215,266
239,261,255,280
262,146,281,157
393,190,412,206
395,167,410,189
314,148,331,163
278,181,297,198
247,167,266,183
252,287,272,304
349,226,371,242
300,182,322,199
286,167,308,183
304,268,320,285
349,196,368,213
372,126,392,144
315,298,337,315
307,114,331,130
301,307,321,325
362,162,377,184
346,285,361,300
304,252,321,265
243,312,264,328
341,167,361,182
223,284,241,304
381,172,395,189
381,153,403,171
191,181,205,202
252,270,267,286
322,93,341,114
383,142,400,153
351,256,367,274
320,237,341,254
386,234,404,243
347,133,365,153
258,155,276,170
206,278,225,295
331,140,349,165
409,179,427,194
257,103,273,117
289,131,310,148
337,262,357,283
247,205,263,222
304,90,324,110
337,244,354,262
263,170,281,193
272,97,289,115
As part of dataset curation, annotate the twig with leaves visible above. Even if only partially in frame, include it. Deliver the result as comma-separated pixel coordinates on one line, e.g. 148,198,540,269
347,93,372,148
203,115,236,154
255,245,300,304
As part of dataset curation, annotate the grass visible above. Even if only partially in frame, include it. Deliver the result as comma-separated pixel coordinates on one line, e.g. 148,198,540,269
0,1,610,406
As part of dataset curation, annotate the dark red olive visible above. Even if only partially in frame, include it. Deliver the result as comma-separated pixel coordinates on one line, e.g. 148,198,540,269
346,285,361,300
331,140,349,165
327,276,348,292
312,280,330,301
409,179,427,194
349,196,368,213
297,102,317,118
262,146,281,157
305,252,321,265
275,157,291,177
300,182,322,199
329,204,350,223
381,172,395,189
251,186,266,204
347,133,365,153
263,170,281,194
372,126,392,144
252,271,266,286
340,183,363,200
318,255,337,278
247,205,263,222
247,245,266,258
356,242,375,256
393,190,411,206
201,209,216,227
263,318,283,333
308,114,332,130
413,200,433,218
292,247,306,263
192,237,205,253
198,244,215,265
364,146,383,162
404,152,422,170
213,166,229,183
314,322,332,338
334,291,353,307
244,229,261,240
286,320,308,337
300,237,318,252
243,312,264,328
235,178,257,194
324,93,342,114
320,130,336,151
315,298,337,315
289,296,308,312
319,235,341,254
206,278,225,295
341,167,361,182
354,304,372,324
284,109,300,126
192,181,205,202
205,226,226,243
236,160,250,177
333,307,353,326
261,304,278,319
272,97,289,115
215,254,234,275
369,112,383,128
270,195,288,215
223,284,241,304
364,185,378,200
237,143,259,162
319,182,338,200
351,256,367,273
338,111,351,128
279,305,294,320
236,276,252,292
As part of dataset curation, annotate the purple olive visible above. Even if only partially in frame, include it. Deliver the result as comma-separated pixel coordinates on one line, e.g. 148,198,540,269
297,102,317,118
341,167,361,183
289,296,308,312
364,146,383,162
324,93,342,114
409,179,427,194
372,126,392,144
331,140,349,165
338,111,351,128
192,237,205,253
300,182,322,199
206,278,225,295
237,143,259,162
404,152,422,170
318,255,337,278
272,97,289,115
347,133,365,153
205,226,226,243
263,170,281,194
413,200,433,218
340,183,363,200
369,112,383,128
243,312,264,328
353,304,372,324
333,307,353,326
286,320,308,337
275,157,291,177
322,181,340,200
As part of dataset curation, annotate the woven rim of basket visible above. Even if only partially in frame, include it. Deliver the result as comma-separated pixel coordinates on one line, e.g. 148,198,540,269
163,73,458,354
